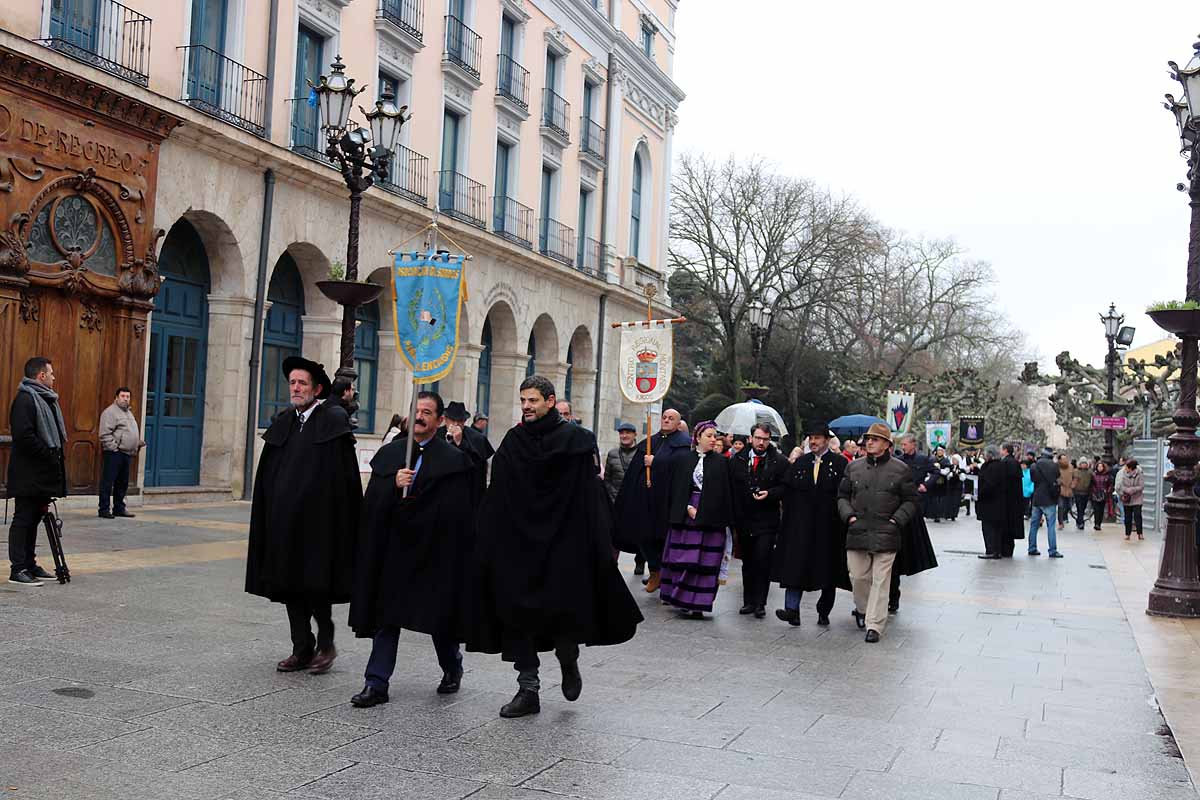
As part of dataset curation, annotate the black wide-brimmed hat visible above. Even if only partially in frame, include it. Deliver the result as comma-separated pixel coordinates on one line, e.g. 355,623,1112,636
281,356,332,398
445,401,469,422
805,422,832,438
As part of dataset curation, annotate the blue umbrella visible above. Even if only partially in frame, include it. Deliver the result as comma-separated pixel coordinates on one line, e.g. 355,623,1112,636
828,414,886,438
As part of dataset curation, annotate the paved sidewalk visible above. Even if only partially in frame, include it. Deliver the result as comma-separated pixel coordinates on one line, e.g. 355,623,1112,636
0,503,1197,799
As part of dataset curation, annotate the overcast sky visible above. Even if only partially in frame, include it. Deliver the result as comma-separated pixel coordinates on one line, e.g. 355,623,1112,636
671,2,1195,372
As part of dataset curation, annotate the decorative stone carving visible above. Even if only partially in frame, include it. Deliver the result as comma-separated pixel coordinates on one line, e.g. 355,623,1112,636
544,26,571,56
18,288,39,322
118,227,163,300
500,0,531,22
0,212,31,277
625,81,666,128
377,32,418,77
542,139,563,169
666,111,679,131
610,62,630,89
496,103,526,140
133,321,145,338
300,0,342,27
79,298,102,331
582,58,606,86
579,162,599,188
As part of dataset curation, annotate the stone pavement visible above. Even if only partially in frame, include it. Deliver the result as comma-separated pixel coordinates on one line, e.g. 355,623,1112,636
1,501,1198,800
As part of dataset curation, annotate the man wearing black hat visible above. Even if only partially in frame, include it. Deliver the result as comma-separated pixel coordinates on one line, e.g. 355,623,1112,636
444,401,494,498
772,423,850,626
246,356,362,675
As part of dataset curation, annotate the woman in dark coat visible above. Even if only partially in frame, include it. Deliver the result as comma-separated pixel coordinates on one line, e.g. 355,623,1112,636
660,421,737,618
976,446,1008,558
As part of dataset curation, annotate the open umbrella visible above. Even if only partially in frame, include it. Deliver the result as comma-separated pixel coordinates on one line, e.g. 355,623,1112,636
714,400,789,437
828,414,886,438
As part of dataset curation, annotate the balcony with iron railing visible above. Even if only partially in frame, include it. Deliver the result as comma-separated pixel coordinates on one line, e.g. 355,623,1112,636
541,88,570,143
580,117,606,162
496,54,530,110
377,0,424,42
577,236,603,277
443,15,482,81
438,171,488,229
378,145,430,206
179,46,268,136
38,0,151,86
286,97,334,166
492,195,534,249
539,218,575,266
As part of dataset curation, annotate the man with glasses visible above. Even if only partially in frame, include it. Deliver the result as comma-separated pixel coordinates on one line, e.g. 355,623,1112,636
732,423,787,618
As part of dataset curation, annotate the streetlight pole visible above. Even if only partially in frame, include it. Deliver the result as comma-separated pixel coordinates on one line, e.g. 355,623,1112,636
1148,39,1200,617
310,56,406,420
1099,304,1123,467
746,300,772,385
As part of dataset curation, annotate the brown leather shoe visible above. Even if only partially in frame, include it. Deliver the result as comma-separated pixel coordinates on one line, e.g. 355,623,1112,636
308,646,337,675
644,571,661,593
276,653,313,672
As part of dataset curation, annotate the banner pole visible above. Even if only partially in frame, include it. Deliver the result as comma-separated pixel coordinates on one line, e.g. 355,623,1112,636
644,285,656,488
401,211,441,498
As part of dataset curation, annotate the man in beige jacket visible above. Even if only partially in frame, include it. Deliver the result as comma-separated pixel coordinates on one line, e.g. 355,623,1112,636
98,387,144,519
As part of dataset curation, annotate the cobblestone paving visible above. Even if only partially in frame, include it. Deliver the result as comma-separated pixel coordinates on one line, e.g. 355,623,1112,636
0,503,1196,799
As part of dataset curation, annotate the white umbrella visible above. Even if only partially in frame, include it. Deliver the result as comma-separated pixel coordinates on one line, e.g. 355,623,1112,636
713,401,789,437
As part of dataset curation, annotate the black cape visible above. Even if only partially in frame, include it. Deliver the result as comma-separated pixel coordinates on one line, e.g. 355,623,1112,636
773,451,851,591
611,428,693,555
245,402,362,604
465,409,643,661
349,435,476,639
453,423,495,498
667,450,738,529
1002,454,1026,540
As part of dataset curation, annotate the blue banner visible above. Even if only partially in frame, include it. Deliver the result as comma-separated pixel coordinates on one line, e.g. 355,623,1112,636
391,250,466,383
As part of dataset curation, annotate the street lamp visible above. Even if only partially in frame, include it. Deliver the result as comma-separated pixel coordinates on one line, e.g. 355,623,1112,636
311,56,408,420
747,300,773,384
1096,303,1126,468
1147,37,1200,617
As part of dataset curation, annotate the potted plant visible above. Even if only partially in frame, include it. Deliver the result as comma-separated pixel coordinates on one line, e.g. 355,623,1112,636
317,260,384,307
740,381,770,401
1147,300,1200,338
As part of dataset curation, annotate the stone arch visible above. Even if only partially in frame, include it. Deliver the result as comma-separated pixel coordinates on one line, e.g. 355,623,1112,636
529,312,561,368
630,139,653,262
568,324,594,369
178,209,246,297
483,300,519,355
282,241,337,318
565,324,597,424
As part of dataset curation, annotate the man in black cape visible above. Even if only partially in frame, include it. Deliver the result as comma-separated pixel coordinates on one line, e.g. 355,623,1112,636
891,432,939,613
731,423,788,618
772,423,850,626
444,400,494,498
976,445,1009,559
612,408,692,593
1000,443,1026,556
348,391,476,707
246,356,361,675
467,375,643,719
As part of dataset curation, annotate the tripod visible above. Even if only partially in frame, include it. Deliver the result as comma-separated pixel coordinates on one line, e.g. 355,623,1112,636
40,501,69,584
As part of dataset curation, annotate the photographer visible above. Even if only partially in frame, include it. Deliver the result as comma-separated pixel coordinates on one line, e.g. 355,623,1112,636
732,423,787,617
6,357,67,586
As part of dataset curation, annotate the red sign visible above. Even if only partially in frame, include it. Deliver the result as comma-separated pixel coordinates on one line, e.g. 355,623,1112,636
1091,416,1128,430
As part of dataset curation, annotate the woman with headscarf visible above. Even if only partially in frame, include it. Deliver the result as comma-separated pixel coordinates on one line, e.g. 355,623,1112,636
660,421,738,618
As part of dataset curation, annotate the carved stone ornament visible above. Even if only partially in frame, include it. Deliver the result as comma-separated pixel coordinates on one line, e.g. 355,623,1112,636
500,0,531,23
133,321,145,338
18,288,39,322
79,298,102,332
582,58,606,86
118,227,163,300
544,26,571,56
0,212,31,277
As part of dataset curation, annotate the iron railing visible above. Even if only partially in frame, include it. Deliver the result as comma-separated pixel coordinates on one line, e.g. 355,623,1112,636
577,236,603,277
443,15,481,80
378,144,430,206
438,171,487,228
179,46,268,136
496,54,529,109
542,88,570,140
286,97,334,166
539,218,575,266
493,195,534,248
40,0,151,86
580,117,606,161
377,0,423,41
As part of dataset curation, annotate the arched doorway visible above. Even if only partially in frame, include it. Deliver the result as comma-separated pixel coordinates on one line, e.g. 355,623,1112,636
258,254,305,426
355,301,380,432
145,219,211,486
476,318,493,416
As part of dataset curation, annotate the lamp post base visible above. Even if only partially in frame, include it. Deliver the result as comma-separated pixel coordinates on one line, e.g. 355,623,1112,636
1148,588,1200,617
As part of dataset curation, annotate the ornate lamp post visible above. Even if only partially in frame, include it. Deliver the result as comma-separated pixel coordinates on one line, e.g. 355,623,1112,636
1097,304,1125,467
1147,38,1200,617
747,300,773,385
311,56,407,419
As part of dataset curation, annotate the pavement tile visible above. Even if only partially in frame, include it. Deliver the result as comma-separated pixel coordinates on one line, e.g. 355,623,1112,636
307,695,496,740
136,701,376,752
1062,767,1198,800
181,744,357,791
558,705,747,749
523,760,726,800
0,700,146,750
295,762,483,799
0,677,192,721
805,713,940,750
453,717,641,763
890,703,1028,737
328,729,561,785
77,726,253,771
934,729,1000,757
996,736,1191,783
1024,719,1181,755
888,747,1062,794
613,738,854,796
0,647,166,685
1041,701,1165,732
840,770,1001,800
713,786,835,800
727,722,899,770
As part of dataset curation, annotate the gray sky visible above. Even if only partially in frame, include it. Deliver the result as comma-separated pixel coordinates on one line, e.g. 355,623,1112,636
671,2,1195,371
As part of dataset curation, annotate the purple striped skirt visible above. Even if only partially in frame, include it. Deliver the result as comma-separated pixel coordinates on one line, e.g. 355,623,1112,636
660,491,726,612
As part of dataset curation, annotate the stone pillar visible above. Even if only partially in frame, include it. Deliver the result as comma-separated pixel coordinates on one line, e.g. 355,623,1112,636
452,342,485,414
374,327,410,435
205,295,256,495
656,114,677,272
302,315,342,373
571,366,598,429
488,352,529,446
603,60,626,281
535,359,569,400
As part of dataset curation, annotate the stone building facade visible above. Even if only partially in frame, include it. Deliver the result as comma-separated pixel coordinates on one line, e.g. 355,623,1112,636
0,0,684,499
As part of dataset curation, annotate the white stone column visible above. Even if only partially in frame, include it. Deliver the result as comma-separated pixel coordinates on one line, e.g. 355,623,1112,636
488,352,529,446
535,359,570,401
205,295,256,495
301,315,342,374
603,61,626,280
373,328,409,435
570,366,598,429
452,342,485,414
656,113,677,273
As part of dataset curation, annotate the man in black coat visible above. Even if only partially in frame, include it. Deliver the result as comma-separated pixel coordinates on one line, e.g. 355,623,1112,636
466,375,643,719
1000,444,1026,557
348,391,476,708
444,400,494,498
246,356,362,676
6,357,67,586
731,423,787,618
772,423,850,627
976,446,1008,559
891,433,940,612
612,408,692,593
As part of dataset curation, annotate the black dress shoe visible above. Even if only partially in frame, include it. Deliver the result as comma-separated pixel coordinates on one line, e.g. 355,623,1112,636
560,660,582,702
29,565,55,580
977,553,1000,559
851,610,866,630
775,608,800,626
817,613,830,627
865,630,881,643
351,685,389,708
753,606,766,619
633,562,646,576
98,511,114,519
888,604,899,614
114,510,136,518
500,688,540,718
437,668,463,695
1028,550,1041,556
738,605,755,615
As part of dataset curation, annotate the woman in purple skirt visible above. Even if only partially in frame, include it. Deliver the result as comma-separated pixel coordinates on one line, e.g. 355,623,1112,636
661,421,739,618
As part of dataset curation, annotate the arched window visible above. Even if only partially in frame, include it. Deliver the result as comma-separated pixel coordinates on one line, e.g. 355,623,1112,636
629,152,643,260
355,301,380,432
258,254,305,426
476,318,492,416
526,330,537,378
565,342,574,402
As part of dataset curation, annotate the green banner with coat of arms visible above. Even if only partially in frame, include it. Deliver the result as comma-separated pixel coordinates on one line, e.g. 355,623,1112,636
391,250,466,383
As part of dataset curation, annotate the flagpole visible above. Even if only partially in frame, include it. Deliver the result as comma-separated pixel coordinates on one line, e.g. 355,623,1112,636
644,285,655,488
402,209,440,498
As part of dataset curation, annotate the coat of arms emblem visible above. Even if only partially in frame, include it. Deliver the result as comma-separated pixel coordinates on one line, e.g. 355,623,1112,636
635,346,658,393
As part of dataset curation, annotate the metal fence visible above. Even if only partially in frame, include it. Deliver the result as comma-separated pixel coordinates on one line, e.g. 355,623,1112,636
41,0,152,86
179,45,268,136
377,0,423,41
